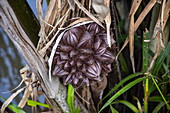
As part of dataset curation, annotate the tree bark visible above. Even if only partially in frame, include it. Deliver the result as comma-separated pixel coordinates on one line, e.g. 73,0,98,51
7,0,40,46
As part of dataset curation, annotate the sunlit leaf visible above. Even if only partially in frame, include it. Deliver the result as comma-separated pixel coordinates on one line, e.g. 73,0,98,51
112,100,140,113
152,42,170,75
0,96,26,113
119,53,129,74
75,107,81,113
110,105,119,113
151,77,170,110
27,100,51,108
98,72,143,108
99,77,147,112
152,102,166,113
149,95,170,102
67,84,75,113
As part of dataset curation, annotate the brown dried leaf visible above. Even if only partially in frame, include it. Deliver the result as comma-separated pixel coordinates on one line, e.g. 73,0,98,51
18,71,32,108
105,13,111,47
73,0,104,28
152,15,162,39
44,0,59,33
116,0,142,67
68,0,75,10
148,36,162,71
20,66,29,74
129,0,142,16
163,0,170,29
89,0,92,12
18,87,32,108
103,0,112,47
135,0,157,30
117,0,157,70
36,0,46,50
148,0,170,71
38,9,71,56
129,0,142,72
161,0,166,31
66,17,92,28
1,87,25,113
129,15,135,72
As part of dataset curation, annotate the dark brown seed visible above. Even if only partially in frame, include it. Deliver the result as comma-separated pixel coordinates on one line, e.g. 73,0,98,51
94,37,102,51
69,49,77,58
86,61,101,78
63,61,71,71
59,45,73,52
102,64,112,75
95,47,106,56
60,52,69,60
77,31,93,48
52,65,69,77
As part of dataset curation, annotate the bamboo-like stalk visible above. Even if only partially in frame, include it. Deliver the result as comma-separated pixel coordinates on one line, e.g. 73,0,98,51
144,76,149,113
143,31,150,113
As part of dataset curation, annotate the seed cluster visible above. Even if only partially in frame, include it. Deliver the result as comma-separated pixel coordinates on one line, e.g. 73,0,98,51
47,22,115,88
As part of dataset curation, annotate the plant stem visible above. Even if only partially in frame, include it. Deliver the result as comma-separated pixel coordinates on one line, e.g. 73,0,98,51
143,30,150,113
144,76,149,113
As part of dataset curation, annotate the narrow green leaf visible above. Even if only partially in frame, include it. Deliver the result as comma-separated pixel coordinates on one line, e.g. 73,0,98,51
75,107,81,113
99,77,146,113
118,20,125,31
151,77,170,110
110,105,119,113
67,84,75,113
112,100,140,113
120,53,129,74
98,72,143,108
152,102,166,113
8,103,26,113
148,96,163,102
152,42,170,75
149,96,170,102
27,100,51,108
0,96,26,113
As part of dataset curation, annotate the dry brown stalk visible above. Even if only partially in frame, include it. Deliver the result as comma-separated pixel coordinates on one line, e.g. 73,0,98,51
73,0,104,28
128,0,142,72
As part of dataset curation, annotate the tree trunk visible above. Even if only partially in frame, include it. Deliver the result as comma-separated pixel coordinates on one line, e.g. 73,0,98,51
7,0,40,45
